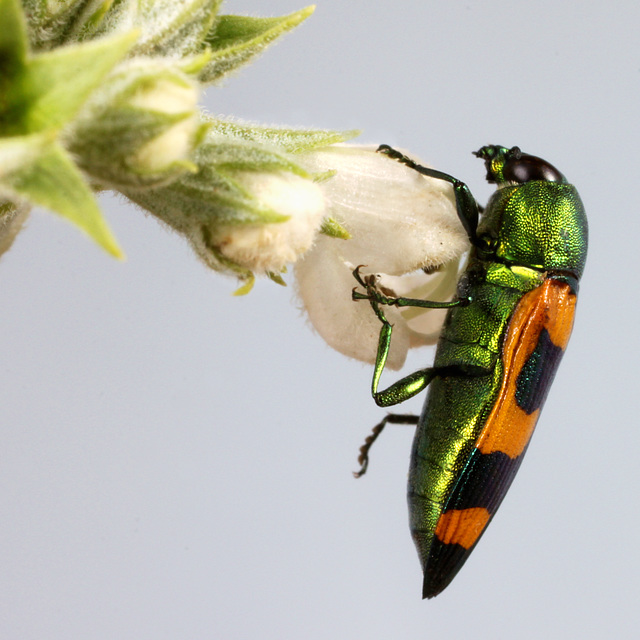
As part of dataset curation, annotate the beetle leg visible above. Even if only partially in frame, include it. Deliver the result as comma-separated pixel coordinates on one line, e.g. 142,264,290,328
367,303,441,408
351,264,370,289
377,144,481,245
354,413,419,478
352,265,470,311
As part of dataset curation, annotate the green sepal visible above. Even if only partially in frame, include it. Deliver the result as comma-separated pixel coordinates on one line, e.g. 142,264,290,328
177,49,215,76
266,270,287,287
124,166,291,229
194,224,256,291
123,118,329,230
22,31,139,133
200,137,310,177
76,0,117,41
0,133,123,257
201,6,315,84
208,118,359,153
70,106,199,187
320,217,351,240
0,199,29,257
131,0,223,56
0,0,28,63
0,22,138,136
35,0,118,48
21,0,115,49
233,275,255,296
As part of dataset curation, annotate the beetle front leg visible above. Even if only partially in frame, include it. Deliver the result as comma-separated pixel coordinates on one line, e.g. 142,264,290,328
377,144,481,245
351,265,464,406
352,265,470,313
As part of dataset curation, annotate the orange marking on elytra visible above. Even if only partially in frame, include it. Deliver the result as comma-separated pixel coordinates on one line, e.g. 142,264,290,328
434,508,491,549
476,279,576,458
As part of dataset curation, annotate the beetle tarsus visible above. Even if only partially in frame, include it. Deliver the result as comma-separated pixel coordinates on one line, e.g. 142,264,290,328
353,413,420,478
377,144,423,172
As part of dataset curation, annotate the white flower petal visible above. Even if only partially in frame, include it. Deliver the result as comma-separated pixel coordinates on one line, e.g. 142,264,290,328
299,145,468,273
295,145,469,367
295,234,411,370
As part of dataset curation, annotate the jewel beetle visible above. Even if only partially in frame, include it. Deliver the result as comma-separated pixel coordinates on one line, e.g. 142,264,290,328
352,144,588,599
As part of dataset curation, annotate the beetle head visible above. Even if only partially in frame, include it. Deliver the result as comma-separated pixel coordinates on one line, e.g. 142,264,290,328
474,146,565,186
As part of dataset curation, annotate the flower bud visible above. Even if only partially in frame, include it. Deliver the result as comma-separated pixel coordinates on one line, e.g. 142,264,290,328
198,170,325,274
127,76,199,174
68,61,201,188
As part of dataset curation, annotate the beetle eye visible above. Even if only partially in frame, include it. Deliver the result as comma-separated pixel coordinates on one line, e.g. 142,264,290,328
504,150,564,184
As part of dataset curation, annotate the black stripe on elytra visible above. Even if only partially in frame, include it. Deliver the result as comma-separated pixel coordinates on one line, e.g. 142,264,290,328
443,448,526,514
425,449,528,599
423,538,471,599
514,327,565,415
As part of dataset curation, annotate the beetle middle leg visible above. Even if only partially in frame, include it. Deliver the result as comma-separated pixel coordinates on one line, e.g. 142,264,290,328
352,265,465,474
352,265,469,409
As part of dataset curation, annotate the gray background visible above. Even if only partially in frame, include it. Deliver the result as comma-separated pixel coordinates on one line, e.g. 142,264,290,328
2,1,639,637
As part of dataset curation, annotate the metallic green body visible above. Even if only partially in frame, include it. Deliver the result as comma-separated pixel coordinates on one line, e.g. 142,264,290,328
409,178,587,565
408,261,544,561
353,145,588,597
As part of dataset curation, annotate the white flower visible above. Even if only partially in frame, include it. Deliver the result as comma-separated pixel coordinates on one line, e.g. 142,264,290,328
295,145,469,370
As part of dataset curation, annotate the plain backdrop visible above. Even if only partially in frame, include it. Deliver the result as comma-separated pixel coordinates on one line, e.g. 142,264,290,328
1,1,639,638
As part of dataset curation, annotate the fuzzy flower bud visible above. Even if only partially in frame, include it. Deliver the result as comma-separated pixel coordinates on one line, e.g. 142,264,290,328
67,60,202,189
127,76,199,174
122,120,352,287
0,0,323,260
209,170,325,274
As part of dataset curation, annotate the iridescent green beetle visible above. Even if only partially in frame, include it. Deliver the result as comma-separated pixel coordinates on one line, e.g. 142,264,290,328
352,144,588,598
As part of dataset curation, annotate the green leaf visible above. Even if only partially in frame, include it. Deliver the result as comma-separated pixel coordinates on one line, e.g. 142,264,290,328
0,134,123,257
202,6,315,83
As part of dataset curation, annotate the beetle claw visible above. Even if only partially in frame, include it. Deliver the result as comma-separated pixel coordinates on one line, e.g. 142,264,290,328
352,264,369,288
